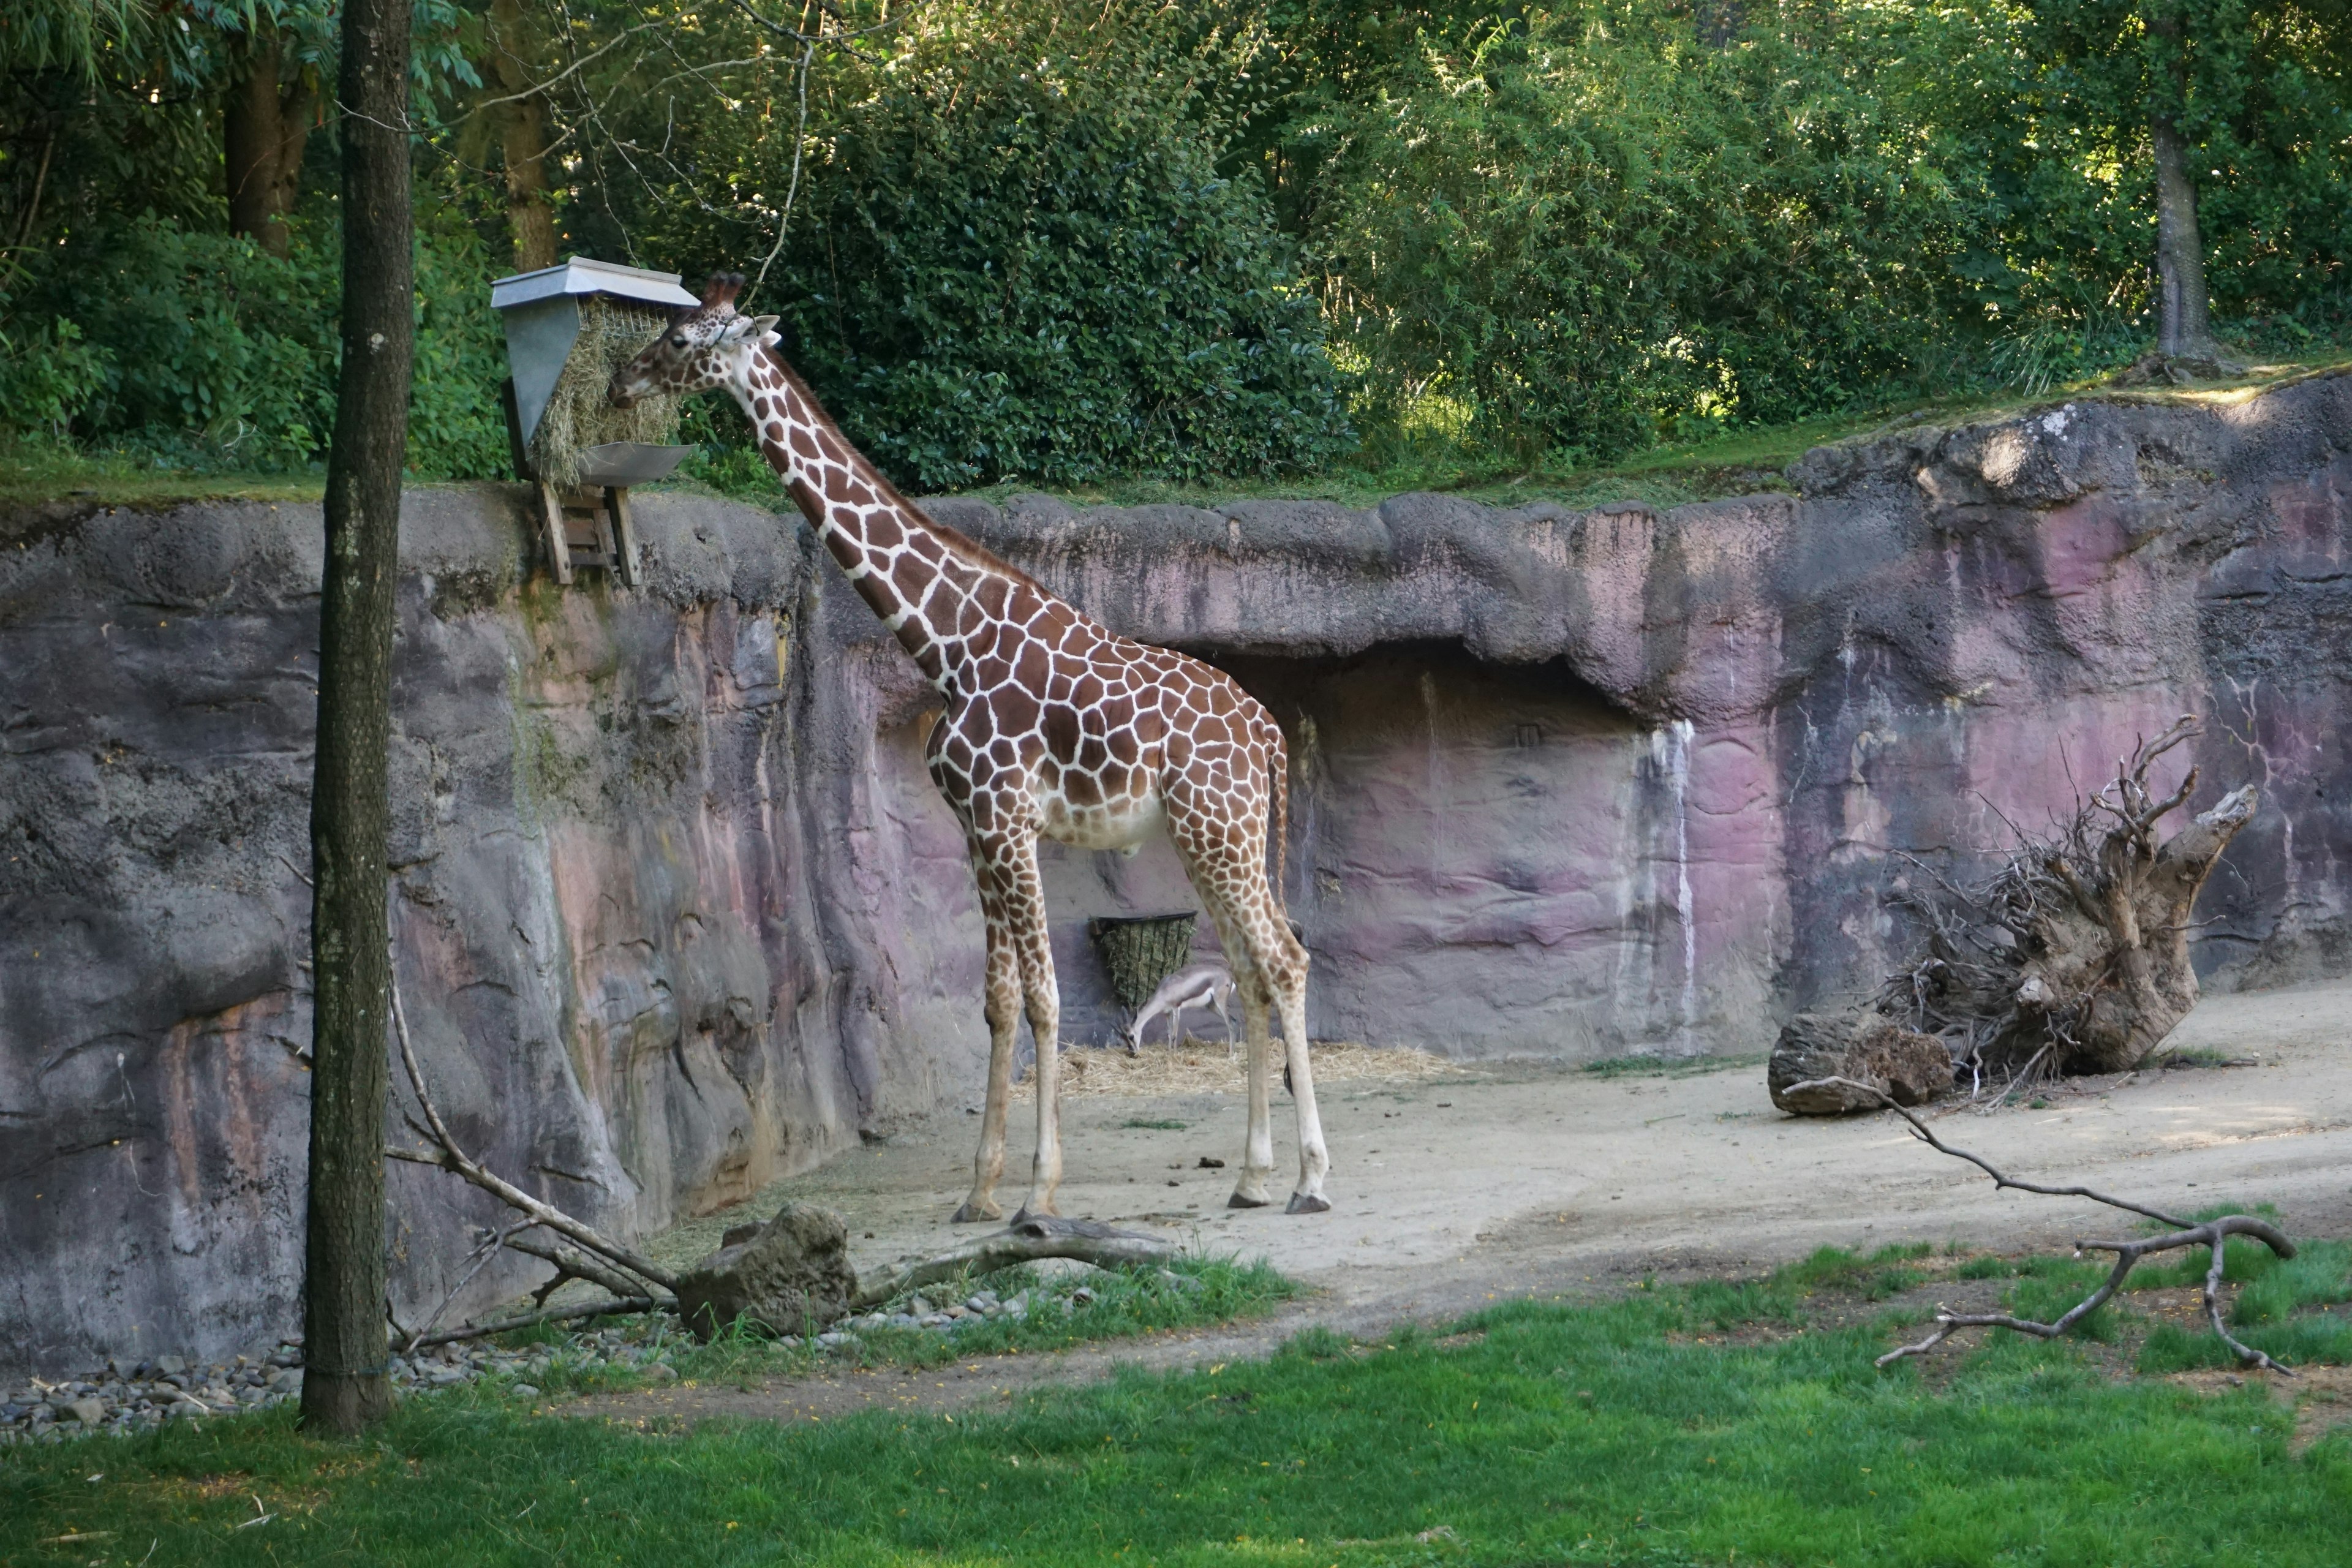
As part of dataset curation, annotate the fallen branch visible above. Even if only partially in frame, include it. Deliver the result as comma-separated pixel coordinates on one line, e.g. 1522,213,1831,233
1807,1077,2299,1374
505,1232,670,1309
852,1215,1178,1310
388,980,679,1292
404,1294,663,1351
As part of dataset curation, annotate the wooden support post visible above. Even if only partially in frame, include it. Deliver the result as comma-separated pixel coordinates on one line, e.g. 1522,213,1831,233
536,481,575,585
607,486,641,586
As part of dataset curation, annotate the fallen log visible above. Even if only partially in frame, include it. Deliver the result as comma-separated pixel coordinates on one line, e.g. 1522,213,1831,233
853,1215,1177,1310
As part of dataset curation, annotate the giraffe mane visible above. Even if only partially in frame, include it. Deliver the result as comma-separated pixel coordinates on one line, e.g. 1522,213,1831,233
758,347,1052,598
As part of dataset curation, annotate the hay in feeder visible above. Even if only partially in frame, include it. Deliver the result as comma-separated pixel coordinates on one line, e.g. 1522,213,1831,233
1090,914,1198,1013
530,295,680,488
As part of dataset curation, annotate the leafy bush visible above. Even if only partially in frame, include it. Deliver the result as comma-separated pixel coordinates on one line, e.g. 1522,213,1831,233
1312,6,1992,465
0,207,508,478
622,1,1355,492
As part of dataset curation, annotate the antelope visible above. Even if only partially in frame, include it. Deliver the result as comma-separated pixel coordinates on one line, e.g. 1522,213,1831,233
1121,961,1235,1058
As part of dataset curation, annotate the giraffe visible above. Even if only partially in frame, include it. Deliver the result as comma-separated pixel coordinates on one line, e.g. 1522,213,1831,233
608,273,1332,1219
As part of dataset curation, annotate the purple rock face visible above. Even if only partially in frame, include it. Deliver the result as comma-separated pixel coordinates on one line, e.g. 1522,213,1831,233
3,374,2348,1378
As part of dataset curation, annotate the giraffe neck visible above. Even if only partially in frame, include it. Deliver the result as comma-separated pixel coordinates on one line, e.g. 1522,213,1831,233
730,347,993,690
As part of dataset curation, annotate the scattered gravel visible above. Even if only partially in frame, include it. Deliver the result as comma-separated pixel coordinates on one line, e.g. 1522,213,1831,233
2,1274,1085,1446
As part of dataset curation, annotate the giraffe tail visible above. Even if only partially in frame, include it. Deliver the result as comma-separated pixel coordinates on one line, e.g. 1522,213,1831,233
1264,715,1290,917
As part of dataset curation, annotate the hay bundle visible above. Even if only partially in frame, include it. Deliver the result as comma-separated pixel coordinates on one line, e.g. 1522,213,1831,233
1088,914,1197,1013
532,296,681,488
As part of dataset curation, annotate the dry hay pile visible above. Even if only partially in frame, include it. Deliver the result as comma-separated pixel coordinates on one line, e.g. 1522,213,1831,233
532,296,680,488
1044,1039,1466,1098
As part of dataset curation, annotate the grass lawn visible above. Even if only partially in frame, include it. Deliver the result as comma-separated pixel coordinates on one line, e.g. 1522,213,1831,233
6,1244,2347,1567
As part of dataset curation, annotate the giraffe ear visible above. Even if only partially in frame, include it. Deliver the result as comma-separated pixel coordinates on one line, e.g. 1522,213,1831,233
720,313,781,347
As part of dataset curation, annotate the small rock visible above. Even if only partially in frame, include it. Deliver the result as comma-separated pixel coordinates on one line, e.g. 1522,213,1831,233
676,1202,859,1341
643,1363,677,1384
269,1368,303,1395
1197,1156,1225,1169
511,1384,541,1399
156,1355,186,1376
1071,1286,1097,1306
62,1398,105,1425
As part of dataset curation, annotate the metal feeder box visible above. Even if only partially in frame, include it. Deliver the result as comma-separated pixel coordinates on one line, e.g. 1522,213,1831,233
490,257,700,586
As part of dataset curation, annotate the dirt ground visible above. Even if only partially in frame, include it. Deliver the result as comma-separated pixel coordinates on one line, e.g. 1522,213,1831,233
575,976,2351,1431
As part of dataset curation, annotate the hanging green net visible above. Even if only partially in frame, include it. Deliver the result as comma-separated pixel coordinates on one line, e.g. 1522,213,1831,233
530,296,682,489
1088,914,1199,1013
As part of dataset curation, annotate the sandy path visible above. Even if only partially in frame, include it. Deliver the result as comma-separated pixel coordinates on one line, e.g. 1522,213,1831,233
575,977,2351,1429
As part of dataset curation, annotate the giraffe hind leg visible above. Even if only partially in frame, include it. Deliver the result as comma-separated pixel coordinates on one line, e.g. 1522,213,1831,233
1234,889,1329,1213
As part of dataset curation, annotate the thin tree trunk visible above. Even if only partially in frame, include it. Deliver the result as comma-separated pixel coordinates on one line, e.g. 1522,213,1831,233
225,26,288,255
490,0,557,272
300,0,413,1440
224,19,319,259
2147,6,2215,360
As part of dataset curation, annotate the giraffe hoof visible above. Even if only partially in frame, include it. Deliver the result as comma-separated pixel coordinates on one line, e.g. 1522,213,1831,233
1227,1190,1273,1210
1284,1192,1332,1216
950,1197,1002,1224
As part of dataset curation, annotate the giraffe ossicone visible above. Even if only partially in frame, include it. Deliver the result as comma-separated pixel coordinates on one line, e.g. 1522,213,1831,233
609,271,1333,1219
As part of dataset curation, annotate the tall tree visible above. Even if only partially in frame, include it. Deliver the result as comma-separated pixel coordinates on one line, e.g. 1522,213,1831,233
485,0,555,271
300,0,413,1438
2146,2,2218,358
221,9,323,257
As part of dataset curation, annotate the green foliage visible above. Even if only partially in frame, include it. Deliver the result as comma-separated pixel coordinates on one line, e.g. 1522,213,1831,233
1311,5,1994,464
7,1268,2348,1566
0,317,110,442
622,1,1354,492
11,0,2352,491
1,206,508,477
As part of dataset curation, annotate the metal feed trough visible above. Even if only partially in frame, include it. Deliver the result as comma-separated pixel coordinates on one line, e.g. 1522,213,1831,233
491,257,700,586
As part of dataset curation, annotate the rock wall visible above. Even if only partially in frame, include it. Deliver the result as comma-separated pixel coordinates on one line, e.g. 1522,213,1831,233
4,371,2348,1377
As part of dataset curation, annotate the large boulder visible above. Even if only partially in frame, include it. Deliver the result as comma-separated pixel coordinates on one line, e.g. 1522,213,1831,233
1768,1012,1953,1115
673,1202,860,1339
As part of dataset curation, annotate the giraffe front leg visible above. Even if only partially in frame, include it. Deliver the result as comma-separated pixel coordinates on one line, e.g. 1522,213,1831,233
995,832,1064,1221
1229,974,1276,1208
952,861,1020,1224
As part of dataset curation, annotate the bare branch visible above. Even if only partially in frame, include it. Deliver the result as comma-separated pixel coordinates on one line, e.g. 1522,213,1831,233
405,1294,662,1351
852,1216,1176,1310
388,980,679,1292
1800,1076,2189,1226
1812,1077,2300,1374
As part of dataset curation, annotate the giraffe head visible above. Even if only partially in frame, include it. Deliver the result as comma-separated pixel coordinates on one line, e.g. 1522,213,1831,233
606,271,780,409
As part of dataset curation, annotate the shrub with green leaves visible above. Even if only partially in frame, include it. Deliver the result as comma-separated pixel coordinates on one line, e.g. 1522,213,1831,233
1312,6,1992,464
622,1,1355,492
1,205,508,478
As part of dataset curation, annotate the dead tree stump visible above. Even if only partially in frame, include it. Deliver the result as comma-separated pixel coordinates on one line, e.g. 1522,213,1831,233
1871,718,2256,1090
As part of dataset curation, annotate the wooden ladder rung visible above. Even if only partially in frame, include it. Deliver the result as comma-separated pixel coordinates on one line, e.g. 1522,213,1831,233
536,483,641,587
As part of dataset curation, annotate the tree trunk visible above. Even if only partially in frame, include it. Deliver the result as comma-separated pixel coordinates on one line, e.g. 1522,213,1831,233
2147,6,2216,360
224,19,320,259
300,0,413,1439
490,0,557,272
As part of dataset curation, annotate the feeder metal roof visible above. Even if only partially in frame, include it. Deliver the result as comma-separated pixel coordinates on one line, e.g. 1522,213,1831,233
490,257,700,312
